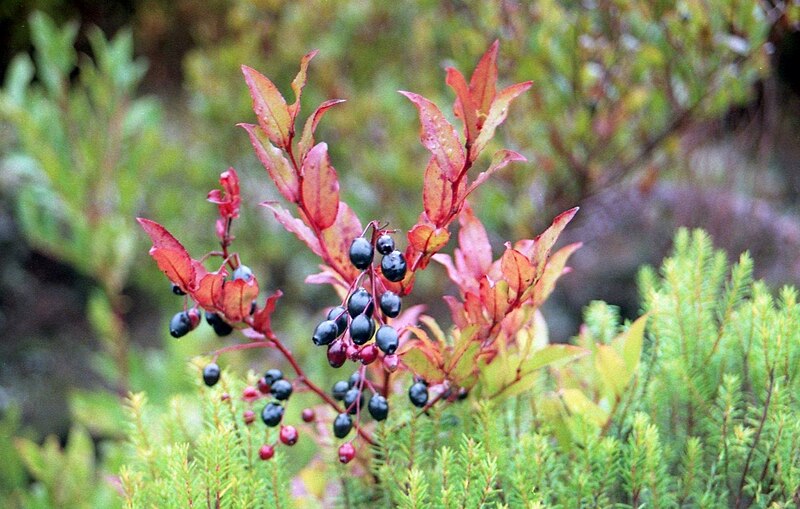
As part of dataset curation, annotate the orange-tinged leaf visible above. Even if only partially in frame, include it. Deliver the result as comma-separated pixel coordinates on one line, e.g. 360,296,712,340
501,246,535,294
446,325,478,371
422,157,463,226
470,81,533,160
408,223,450,255
241,124,298,202
242,65,291,148
221,277,259,323
137,218,195,292
464,150,526,198
289,50,319,121
458,204,492,277
401,347,446,383
400,91,465,181
194,269,226,310
530,242,582,306
298,99,346,161
446,67,479,145
449,342,479,383
469,40,499,115
319,202,363,282
300,143,339,230
532,207,579,276
253,290,283,334
443,295,468,329
260,201,323,258
479,276,510,322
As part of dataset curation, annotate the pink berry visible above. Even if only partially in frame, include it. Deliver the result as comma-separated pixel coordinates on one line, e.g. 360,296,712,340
280,425,299,446
359,344,378,365
383,354,399,372
301,408,315,423
346,343,360,361
242,386,259,401
338,442,356,464
259,444,275,460
243,410,255,425
221,392,230,401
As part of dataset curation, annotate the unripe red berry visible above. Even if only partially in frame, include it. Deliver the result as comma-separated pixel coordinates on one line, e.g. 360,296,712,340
279,425,298,446
383,354,399,372
221,392,230,401
346,342,360,361
359,344,378,365
257,377,271,394
259,444,275,460
242,386,259,401
338,442,356,464
187,308,201,328
301,408,315,423
327,341,347,368
243,410,255,425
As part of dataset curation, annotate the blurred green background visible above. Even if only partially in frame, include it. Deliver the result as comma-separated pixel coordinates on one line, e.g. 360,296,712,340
0,0,798,506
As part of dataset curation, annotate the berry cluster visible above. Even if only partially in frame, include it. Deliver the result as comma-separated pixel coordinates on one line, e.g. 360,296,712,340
329,370,389,463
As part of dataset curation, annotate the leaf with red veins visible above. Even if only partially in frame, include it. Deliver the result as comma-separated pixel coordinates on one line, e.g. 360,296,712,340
446,67,479,146
532,207,580,277
242,65,292,149
399,91,466,181
298,99,346,161
457,204,492,278
469,39,499,116
464,290,484,327
479,276,510,322
221,276,260,323
408,223,450,258
400,346,446,383
137,218,196,292
423,157,465,227
464,150,527,198
501,245,535,296
470,81,533,161
529,242,582,307
289,50,319,122
260,201,324,258
443,295,469,330
194,268,227,311
207,167,241,220
320,202,363,282
241,123,299,202
431,252,469,292
391,304,426,339
301,143,340,230
252,289,283,334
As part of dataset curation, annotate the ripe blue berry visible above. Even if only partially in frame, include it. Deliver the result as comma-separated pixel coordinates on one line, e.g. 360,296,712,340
347,288,374,317
350,314,375,345
348,372,362,388
261,402,284,427
327,341,347,368
376,234,395,255
170,311,193,338
232,264,254,282
381,250,407,282
332,380,349,400
333,413,353,439
205,311,233,336
344,388,364,414
263,369,283,386
202,363,221,386
375,325,399,354
348,237,374,270
313,320,339,346
408,381,429,408
379,291,402,318
171,283,186,295
368,394,389,421
327,306,349,335
271,379,293,400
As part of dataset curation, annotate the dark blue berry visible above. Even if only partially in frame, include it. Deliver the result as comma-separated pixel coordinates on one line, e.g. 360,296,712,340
348,372,362,388
347,288,374,317
171,283,186,296
381,250,407,282
271,379,293,400
344,388,364,414
375,325,399,354
261,402,284,427
202,363,221,386
368,394,389,421
170,311,193,338
348,237,374,270
379,291,402,318
263,369,283,386
376,234,395,255
327,306,349,335
408,382,429,408
333,413,353,438
349,314,375,345
313,320,339,346
205,311,233,336
332,380,349,400
232,265,254,282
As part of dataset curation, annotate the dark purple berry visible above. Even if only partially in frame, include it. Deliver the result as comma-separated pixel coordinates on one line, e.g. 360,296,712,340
171,283,186,295
408,381,429,408
202,363,221,386
327,306,349,335
263,369,283,386
313,320,339,346
368,394,389,421
347,288,374,317
333,413,353,438
359,344,378,365
344,388,364,414
375,325,399,354
232,264,254,282
261,402,284,427
205,311,233,336
379,291,402,318
381,250,407,282
327,341,347,368
170,311,193,338
271,379,293,400
338,442,355,463
349,237,374,270
332,380,349,400
376,234,395,255
350,314,375,345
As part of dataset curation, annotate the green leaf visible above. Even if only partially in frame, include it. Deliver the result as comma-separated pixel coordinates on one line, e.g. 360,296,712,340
519,344,585,376
611,314,648,375
560,389,608,427
594,345,629,397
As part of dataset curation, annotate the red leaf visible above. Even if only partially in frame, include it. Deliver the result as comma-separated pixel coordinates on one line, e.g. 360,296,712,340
301,143,340,230
260,201,323,258
241,123,299,202
320,202,363,282
446,67,479,146
221,277,259,323
457,204,492,278
207,167,241,220
253,290,283,334
242,65,292,148
479,276,510,322
470,81,533,160
298,99,346,161
194,269,227,310
408,223,451,255
423,157,466,227
443,295,469,329
464,150,526,198
501,245,535,295
469,40,499,115
289,50,319,122
532,207,579,277
137,218,195,292
530,242,581,307
399,91,465,181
